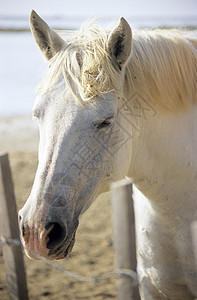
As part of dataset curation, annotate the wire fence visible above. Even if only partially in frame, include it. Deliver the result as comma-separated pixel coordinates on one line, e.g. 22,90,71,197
0,153,140,299
0,236,138,286
1,153,197,299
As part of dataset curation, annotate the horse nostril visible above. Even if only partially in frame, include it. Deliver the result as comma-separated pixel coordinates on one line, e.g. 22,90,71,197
22,225,25,237
45,222,67,250
18,214,25,237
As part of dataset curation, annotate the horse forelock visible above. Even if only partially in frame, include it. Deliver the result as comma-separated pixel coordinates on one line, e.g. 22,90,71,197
36,21,197,111
36,21,121,102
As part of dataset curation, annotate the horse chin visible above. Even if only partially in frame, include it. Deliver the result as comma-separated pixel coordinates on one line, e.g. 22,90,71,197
24,249,41,260
23,232,76,261
48,233,76,260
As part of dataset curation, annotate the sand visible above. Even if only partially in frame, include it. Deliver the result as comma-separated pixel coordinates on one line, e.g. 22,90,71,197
0,115,116,300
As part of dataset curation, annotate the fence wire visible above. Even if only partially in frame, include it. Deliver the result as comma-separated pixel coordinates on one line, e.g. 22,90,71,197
0,236,138,286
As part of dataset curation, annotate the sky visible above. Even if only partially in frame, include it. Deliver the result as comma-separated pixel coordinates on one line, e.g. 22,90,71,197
0,0,197,18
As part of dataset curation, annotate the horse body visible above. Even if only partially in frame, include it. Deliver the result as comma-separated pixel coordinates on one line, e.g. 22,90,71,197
19,11,197,299
131,108,197,298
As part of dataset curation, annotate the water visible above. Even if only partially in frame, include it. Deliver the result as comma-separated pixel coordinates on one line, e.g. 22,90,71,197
1,14,197,31
0,15,197,116
0,31,44,116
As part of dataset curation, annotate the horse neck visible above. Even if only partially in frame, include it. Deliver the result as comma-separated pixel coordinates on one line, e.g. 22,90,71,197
127,103,197,217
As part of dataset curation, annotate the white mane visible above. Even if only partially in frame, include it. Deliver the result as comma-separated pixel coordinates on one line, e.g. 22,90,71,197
126,29,197,111
37,21,197,111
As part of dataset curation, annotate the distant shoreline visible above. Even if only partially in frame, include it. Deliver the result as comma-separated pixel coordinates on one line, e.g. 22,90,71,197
1,25,197,33
0,27,75,32
1,14,197,32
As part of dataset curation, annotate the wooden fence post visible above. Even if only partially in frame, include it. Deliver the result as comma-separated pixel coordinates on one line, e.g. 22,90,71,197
0,153,28,300
111,179,140,300
191,221,197,273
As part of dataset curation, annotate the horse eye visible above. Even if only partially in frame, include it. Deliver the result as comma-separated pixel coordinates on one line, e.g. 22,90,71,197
95,116,114,130
32,109,40,119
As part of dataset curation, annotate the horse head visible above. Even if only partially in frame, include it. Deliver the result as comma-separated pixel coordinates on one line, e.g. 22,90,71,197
19,11,133,260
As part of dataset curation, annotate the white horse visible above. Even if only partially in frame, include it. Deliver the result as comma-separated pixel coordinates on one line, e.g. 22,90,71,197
19,10,197,299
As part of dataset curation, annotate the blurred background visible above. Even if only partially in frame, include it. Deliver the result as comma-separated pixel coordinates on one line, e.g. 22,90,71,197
0,0,197,116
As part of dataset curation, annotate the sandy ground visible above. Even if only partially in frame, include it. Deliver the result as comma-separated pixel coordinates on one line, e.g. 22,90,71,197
0,115,116,299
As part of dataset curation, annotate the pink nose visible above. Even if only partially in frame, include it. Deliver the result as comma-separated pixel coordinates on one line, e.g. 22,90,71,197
19,219,67,259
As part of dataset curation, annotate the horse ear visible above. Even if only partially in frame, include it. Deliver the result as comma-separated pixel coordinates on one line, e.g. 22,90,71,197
30,10,65,60
108,17,132,70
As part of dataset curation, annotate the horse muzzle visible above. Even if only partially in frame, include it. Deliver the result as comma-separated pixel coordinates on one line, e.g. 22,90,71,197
19,216,77,260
